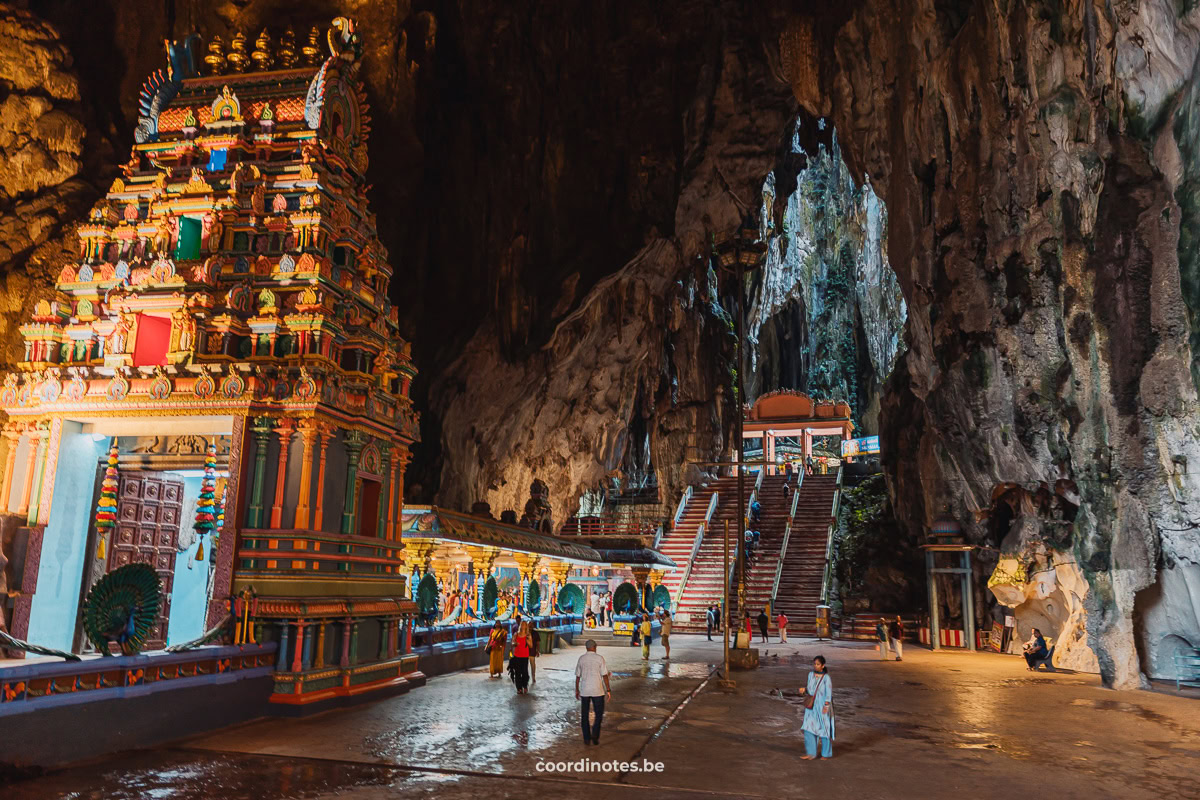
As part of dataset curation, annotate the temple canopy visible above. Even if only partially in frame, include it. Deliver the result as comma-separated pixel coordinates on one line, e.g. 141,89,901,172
400,507,677,570
740,391,853,470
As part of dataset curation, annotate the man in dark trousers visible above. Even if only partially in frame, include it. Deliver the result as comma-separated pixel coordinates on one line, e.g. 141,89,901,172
575,639,611,745
757,607,770,643
706,604,717,641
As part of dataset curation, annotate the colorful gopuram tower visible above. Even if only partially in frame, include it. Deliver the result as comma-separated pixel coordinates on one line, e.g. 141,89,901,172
0,19,424,709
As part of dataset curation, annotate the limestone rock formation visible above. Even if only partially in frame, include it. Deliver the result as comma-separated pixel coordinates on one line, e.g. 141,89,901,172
747,127,906,432
786,0,1200,688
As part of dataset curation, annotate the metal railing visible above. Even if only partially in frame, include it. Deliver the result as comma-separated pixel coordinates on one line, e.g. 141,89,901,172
819,467,845,606
771,471,804,606
673,485,692,527
673,490,719,609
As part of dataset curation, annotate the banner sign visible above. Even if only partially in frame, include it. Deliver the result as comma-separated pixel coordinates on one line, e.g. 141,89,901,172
841,436,880,457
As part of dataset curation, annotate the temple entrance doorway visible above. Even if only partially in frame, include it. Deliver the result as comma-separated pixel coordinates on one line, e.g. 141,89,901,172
77,470,184,652
357,476,382,537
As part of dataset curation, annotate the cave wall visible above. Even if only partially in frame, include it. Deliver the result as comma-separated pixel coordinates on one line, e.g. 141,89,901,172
747,127,906,433
780,0,1200,688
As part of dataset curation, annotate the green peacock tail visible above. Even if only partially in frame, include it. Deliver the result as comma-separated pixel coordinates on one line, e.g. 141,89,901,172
82,563,162,655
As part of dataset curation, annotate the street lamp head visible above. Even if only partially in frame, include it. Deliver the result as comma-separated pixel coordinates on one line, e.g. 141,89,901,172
713,214,766,273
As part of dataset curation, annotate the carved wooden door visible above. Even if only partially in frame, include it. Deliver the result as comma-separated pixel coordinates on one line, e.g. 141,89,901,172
108,472,184,649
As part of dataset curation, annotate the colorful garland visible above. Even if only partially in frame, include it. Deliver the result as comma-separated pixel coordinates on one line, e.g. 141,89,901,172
94,440,118,560
194,441,217,560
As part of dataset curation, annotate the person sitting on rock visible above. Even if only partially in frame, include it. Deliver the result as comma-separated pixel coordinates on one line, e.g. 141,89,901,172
1023,628,1049,670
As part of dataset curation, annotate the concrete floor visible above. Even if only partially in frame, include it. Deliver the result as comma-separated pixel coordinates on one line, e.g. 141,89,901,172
7,635,1200,799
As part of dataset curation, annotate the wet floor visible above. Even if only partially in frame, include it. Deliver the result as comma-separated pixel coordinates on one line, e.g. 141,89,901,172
6,638,1200,799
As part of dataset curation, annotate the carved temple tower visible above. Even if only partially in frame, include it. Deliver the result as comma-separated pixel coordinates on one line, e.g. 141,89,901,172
0,19,425,708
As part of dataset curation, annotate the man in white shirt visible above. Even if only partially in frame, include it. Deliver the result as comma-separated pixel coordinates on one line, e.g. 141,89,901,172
575,639,611,745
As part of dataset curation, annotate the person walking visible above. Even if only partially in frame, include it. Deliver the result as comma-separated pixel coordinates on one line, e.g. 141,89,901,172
639,614,653,660
777,610,789,643
575,639,611,746
706,604,717,641
753,606,772,642
659,612,672,660
590,591,602,627
606,592,613,624
508,621,533,694
798,655,835,759
529,625,541,682
888,616,904,661
875,617,890,660
486,621,507,678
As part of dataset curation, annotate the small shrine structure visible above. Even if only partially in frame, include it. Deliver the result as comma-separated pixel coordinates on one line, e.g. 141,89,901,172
742,391,853,473
0,20,423,710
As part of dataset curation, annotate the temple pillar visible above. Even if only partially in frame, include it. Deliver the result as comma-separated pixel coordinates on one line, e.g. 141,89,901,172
34,418,63,525
23,424,50,525
631,566,651,612
312,425,335,530
391,449,409,538
292,421,318,530
340,431,366,535
376,443,391,539
269,419,295,529
468,547,498,615
512,553,541,612
547,562,571,613
291,620,307,672
315,622,326,667
246,417,272,528
276,620,291,671
16,426,40,517
385,449,399,540
340,618,351,667
1,424,22,512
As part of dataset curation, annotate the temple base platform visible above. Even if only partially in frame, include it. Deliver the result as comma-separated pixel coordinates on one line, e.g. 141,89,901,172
0,644,275,769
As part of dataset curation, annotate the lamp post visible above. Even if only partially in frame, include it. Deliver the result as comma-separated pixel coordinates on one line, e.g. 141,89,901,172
714,214,766,625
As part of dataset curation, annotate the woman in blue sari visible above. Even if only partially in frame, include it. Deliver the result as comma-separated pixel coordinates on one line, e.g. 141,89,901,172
799,655,834,759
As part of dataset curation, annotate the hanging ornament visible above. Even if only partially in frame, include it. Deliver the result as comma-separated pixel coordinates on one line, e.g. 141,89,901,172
194,441,218,561
94,440,119,560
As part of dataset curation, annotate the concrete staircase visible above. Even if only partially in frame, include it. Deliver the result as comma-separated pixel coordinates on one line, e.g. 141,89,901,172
671,474,785,633
658,485,718,604
772,473,840,636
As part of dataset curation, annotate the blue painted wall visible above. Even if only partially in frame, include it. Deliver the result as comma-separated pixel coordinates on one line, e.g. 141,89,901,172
27,426,106,651
166,474,208,646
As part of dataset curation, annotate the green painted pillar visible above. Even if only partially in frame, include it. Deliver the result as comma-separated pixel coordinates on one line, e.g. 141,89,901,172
246,417,273,528
376,443,392,539
349,620,360,665
341,431,365,535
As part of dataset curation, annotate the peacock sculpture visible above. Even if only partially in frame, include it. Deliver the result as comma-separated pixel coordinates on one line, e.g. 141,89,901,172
82,563,162,656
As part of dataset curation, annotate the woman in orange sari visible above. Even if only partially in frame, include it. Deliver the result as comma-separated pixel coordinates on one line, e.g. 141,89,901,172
486,621,507,678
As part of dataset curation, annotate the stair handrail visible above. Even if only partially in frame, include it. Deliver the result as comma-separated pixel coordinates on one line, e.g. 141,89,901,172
660,484,693,550
747,468,765,524
673,490,719,612
672,485,692,528
819,467,845,607
771,472,804,606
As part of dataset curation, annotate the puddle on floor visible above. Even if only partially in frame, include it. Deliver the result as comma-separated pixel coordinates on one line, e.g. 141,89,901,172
5,751,405,800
